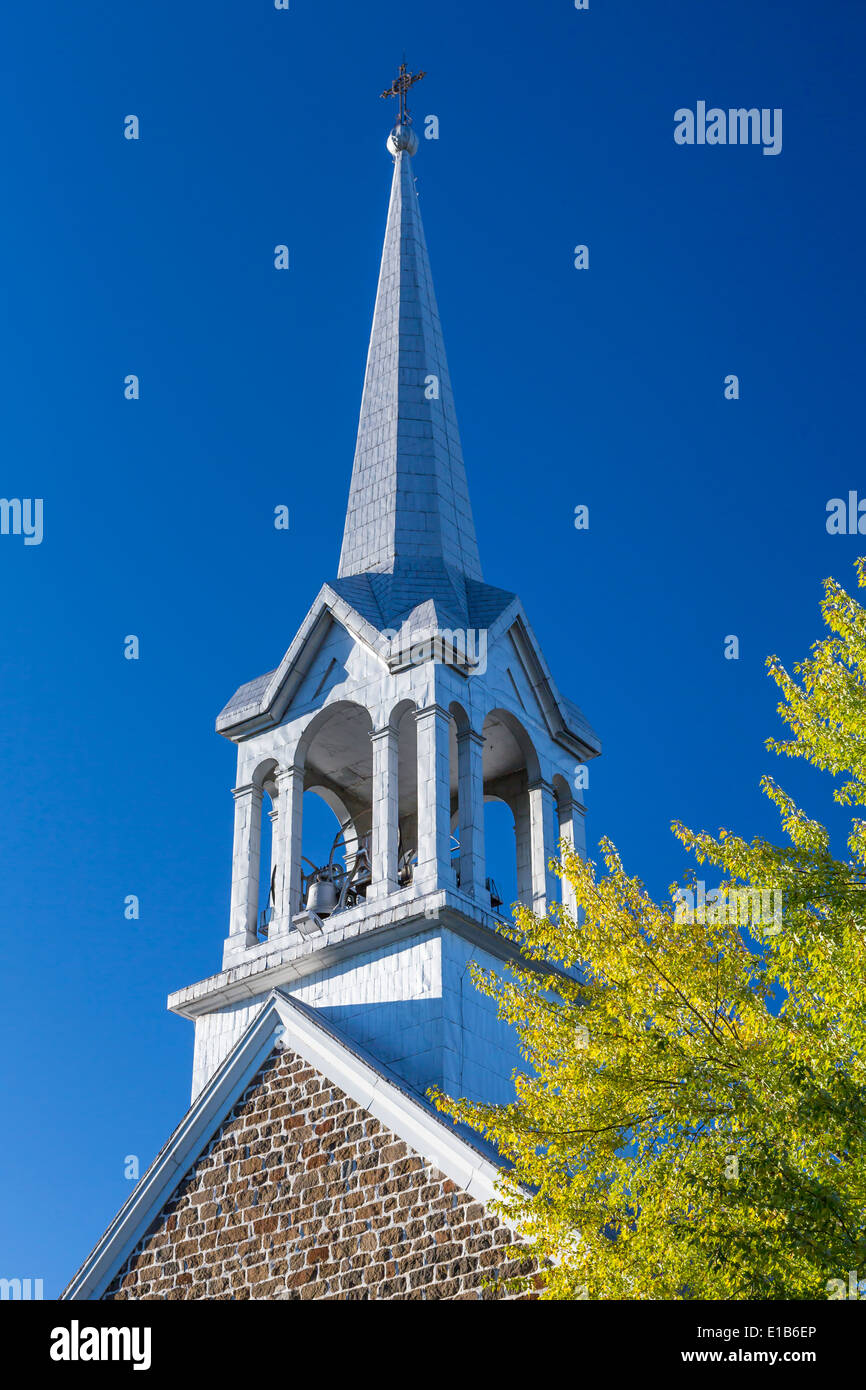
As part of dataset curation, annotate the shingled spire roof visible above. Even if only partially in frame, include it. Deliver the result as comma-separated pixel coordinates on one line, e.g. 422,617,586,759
335,124,486,629
216,98,598,759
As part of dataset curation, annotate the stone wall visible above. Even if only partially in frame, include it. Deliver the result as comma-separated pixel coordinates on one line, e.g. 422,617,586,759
105,1044,534,1301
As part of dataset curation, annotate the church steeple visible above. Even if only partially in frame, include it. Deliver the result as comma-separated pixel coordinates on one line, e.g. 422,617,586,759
63,67,602,1306
205,66,599,1112
338,73,483,588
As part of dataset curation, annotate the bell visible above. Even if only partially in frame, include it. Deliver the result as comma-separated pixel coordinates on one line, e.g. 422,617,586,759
306,875,338,918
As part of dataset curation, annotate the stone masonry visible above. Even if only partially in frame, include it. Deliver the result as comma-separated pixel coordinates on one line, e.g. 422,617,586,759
104,1045,534,1301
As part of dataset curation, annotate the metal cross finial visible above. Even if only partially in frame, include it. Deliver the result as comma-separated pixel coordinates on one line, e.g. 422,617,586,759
380,61,426,126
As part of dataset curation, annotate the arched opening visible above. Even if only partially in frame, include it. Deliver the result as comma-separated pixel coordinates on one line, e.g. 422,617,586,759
483,797,518,918
298,786,365,922
448,701,475,893
257,780,276,933
552,774,572,851
236,757,277,945
394,701,418,888
294,702,374,923
481,708,542,912
553,772,580,918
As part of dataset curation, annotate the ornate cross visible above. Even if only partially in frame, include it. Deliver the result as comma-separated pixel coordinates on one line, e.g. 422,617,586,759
380,61,426,126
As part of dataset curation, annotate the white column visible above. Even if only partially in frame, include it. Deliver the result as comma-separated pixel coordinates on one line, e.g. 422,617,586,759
369,725,399,899
514,792,532,909
229,783,263,944
529,779,560,914
271,764,304,932
415,704,452,893
457,727,486,900
555,789,586,920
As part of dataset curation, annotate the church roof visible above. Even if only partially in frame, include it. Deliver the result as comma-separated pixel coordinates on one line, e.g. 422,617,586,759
61,990,508,1301
328,569,517,634
215,578,600,761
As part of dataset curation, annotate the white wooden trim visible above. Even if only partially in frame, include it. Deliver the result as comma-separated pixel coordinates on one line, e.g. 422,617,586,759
62,990,504,1301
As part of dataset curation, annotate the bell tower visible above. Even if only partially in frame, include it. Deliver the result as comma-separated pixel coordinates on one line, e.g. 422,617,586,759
168,70,600,1108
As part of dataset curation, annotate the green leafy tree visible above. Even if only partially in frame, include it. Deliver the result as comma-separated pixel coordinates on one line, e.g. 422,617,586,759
433,560,866,1300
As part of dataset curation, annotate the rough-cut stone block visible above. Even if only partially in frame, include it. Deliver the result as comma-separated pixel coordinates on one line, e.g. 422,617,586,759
103,1046,532,1302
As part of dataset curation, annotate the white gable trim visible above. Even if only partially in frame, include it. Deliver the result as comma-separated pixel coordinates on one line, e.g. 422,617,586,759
217,586,391,740
62,991,505,1301
507,610,601,760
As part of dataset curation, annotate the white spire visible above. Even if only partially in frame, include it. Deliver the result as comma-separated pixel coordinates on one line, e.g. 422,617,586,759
337,137,483,585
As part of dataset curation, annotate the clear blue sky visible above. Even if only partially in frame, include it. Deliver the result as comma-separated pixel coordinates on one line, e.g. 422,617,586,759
1,0,863,1296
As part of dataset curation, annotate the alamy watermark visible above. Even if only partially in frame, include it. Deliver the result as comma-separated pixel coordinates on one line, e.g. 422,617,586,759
0,498,42,545
383,627,488,676
674,104,782,157
50,1324,152,1371
673,881,782,937
827,1271,866,1300
0,1277,43,1300
826,492,866,535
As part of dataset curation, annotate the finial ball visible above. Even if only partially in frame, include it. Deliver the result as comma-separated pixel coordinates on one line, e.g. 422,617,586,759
387,123,419,156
